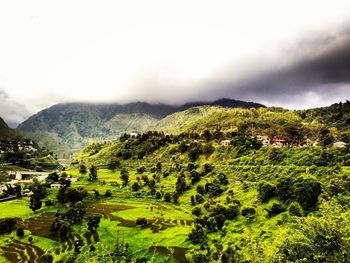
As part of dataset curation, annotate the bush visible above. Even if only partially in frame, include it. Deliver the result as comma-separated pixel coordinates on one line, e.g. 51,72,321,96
16,227,24,237
242,207,256,217
104,190,112,197
39,254,53,263
0,218,16,235
266,203,285,218
189,224,206,244
288,202,304,217
258,181,276,203
136,217,148,227
192,207,202,216
164,192,171,202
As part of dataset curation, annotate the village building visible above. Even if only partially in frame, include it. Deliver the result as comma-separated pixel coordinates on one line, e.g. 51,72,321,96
256,135,270,147
273,138,286,148
333,141,347,148
221,139,231,147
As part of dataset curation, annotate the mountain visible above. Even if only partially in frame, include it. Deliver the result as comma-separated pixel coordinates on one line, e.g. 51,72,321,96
17,99,265,157
0,117,19,140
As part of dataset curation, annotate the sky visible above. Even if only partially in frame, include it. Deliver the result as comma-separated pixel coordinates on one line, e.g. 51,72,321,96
1,0,350,126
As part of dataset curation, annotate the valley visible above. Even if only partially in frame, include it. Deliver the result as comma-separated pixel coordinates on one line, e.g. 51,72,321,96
0,101,349,262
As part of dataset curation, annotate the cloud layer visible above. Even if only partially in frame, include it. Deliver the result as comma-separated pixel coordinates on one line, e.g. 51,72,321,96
0,0,350,125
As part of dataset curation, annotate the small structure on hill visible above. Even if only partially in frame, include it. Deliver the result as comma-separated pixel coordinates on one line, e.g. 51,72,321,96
256,135,270,147
273,138,286,148
221,140,231,147
333,141,347,148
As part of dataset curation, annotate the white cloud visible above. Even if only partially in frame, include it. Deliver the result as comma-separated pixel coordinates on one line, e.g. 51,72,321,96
0,0,350,123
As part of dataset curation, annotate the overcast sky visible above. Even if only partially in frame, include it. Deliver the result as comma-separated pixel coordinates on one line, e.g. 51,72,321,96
1,0,350,126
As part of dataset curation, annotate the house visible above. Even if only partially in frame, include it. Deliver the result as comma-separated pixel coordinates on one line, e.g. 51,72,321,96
256,135,270,147
50,184,61,188
333,141,347,148
273,138,286,148
129,132,138,138
221,140,231,147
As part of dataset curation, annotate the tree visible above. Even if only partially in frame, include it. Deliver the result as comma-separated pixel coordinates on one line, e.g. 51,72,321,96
288,202,304,217
164,192,171,202
89,165,98,181
0,218,16,235
30,194,42,213
104,190,112,197
39,254,53,263
14,184,22,197
108,158,120,172
87,215,101,233
189,224,206,244
120,169,129,187
131,182,140,191
258,181,276,203
135,217,148,227
79,164,87,175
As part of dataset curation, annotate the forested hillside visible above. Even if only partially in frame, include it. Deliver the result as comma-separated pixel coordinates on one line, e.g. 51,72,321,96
17,99,264,158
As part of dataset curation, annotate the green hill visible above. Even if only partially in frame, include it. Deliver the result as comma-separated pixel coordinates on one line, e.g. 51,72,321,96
17,99,265,157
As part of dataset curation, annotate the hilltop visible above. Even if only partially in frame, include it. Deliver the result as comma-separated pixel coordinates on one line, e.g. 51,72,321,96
17,99,264,157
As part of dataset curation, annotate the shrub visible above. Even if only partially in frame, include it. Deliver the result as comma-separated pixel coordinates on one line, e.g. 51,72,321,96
192,207,202,216
136,217,148,227
266,203,285,218
258,181,276,203
16,227,24,237
288,202,304,217
241,207,256,217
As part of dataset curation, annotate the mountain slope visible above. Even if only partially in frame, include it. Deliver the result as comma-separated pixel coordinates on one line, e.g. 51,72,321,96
17,99,265,157
0,117,19,140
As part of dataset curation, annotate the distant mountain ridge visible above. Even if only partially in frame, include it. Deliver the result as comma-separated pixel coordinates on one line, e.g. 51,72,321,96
0,117,19,140
17,98,265,157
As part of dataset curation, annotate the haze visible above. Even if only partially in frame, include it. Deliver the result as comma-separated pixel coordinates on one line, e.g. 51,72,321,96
1,0,350,126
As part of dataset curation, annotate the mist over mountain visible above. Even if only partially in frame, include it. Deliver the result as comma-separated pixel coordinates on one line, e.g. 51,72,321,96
17,98,264,157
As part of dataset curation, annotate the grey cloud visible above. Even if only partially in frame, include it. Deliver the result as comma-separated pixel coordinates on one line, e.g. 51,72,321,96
197,28,350,109
0,89,30,127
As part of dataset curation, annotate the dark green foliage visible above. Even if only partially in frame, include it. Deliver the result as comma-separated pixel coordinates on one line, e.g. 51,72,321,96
215,214,226,230
120,169,129,186
50,219,70,241
241,207,256,217
196,185,205,195
30,193,42,212
135,217,148,227
226,204,240,220
79,164,87,175
64,187,87,205
39,254,54,263
0,218,16,235
175,174,187,194
218,173,228,185
164,192,171,202
104,190,112,197
132,182,140,191
87,215,101,233
190,170,200,184
47,172,59,182
16,227,24,237
266,202,285,218
192,207,202,216
293,177,321,210
288,202,304,217
108,158,120,172
136,166,146,174
64,202,86,224
258,181,276,203
189,224,206,244
89,165,98,181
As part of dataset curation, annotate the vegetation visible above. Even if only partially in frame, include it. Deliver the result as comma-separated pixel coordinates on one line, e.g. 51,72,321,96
0,102,349,262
